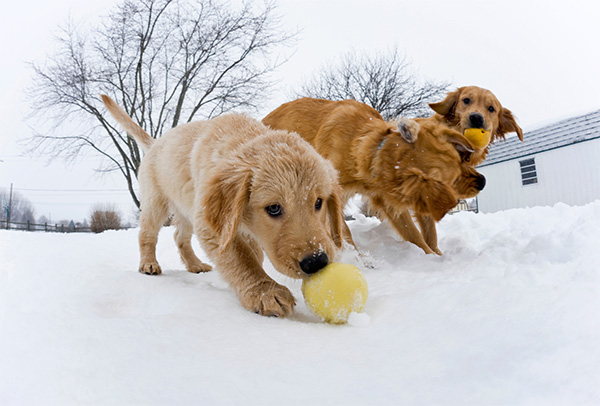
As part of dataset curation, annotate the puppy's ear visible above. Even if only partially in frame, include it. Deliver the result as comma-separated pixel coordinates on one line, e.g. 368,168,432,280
429,88,461,120
404,169,458,221
326,186,346,249
202,167,252,253
496,107,524,142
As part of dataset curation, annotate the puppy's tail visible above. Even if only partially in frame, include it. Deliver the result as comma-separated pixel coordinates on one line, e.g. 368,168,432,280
100,94,154,152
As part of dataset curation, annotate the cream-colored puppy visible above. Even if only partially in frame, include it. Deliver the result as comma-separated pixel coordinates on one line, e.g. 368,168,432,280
101,95,346,318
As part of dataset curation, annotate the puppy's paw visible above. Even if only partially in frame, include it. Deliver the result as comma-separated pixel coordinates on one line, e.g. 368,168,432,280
139,262,162,275
397,118,420,143
186,260,213,273
241,281,296,318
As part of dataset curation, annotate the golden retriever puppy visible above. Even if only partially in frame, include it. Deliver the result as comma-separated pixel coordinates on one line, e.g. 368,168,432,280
263,97,484,255
426,85,523,166
409,86,524,253
101,95,346,318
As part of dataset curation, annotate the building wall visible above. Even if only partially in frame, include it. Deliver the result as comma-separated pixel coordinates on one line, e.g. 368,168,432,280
476,139,600,213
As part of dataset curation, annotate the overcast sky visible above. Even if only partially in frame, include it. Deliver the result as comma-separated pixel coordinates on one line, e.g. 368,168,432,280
1,0,599,222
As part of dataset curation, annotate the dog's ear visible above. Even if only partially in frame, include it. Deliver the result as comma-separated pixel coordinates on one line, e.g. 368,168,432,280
496,107,524,142
416,179,457,221
403,169,458,221
202,167,252,253
429,88,461,120
393,118,419,144
442,128,475,162
326,186,346,249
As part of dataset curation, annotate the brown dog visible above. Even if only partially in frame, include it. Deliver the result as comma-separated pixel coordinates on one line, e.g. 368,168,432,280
101,95,347,318
263,97,484,254
426,85,523,166
409,86,524,252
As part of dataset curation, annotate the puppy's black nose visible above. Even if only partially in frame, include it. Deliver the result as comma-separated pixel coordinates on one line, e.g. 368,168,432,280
469,113,484,128
476,174,486,191
300,252,329,274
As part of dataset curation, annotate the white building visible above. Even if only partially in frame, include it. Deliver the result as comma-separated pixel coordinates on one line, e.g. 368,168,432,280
476,110,600,213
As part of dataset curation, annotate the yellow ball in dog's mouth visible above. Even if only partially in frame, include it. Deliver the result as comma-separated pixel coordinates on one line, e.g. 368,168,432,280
464,128,492,149
302,262,368,324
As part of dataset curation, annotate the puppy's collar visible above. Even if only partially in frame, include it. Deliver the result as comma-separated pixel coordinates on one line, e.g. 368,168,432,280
377,137,388,151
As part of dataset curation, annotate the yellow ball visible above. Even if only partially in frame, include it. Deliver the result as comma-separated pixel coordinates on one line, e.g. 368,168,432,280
302,262,368,324
464,128,492,149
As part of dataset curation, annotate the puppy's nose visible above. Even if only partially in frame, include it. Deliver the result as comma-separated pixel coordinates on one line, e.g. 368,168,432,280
476,174,486,191
299,252,329,275
469,113,484,128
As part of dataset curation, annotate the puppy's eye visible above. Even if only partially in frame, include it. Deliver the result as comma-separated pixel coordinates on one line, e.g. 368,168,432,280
463,98,471,105
315,198,323,211
488,106,496,113
265,204,282,217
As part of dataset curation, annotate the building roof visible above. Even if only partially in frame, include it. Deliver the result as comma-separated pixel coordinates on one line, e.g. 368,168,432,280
478,109,600,167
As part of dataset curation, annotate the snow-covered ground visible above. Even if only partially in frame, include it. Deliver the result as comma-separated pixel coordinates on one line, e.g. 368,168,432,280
1,201,599,405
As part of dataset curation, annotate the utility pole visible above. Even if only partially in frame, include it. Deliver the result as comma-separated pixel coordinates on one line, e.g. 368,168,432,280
7,183,13,229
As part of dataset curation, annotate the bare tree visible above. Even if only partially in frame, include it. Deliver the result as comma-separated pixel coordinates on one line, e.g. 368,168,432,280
298,48,450,120
27,0,295,208
0,188,36,225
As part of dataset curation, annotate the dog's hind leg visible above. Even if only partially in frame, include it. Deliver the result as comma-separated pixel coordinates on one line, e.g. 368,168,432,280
172,212,212,273
138,194,169,275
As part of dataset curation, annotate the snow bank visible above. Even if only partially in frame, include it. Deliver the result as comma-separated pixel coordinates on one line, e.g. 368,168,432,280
1,201,599,405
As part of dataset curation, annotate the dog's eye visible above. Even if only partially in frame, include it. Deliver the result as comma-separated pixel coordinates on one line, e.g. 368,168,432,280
265,204,283,217
315,198,323,211
488,106,496,113
463,98,471,105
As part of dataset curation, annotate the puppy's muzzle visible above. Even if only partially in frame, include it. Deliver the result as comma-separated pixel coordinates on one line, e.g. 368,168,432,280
300,251,329,275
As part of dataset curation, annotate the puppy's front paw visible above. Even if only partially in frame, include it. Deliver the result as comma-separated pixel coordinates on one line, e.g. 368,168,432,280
186,259,213,273
240,281,296,318
139,262,162,275
397,118,420,143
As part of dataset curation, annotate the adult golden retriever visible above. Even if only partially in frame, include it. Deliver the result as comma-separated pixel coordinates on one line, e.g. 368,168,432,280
101,95,347,318
409,86,524,252
425,85,523,166
263,97,484,254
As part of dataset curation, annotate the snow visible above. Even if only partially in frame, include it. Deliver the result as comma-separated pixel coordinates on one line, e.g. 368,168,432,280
1,201,599,405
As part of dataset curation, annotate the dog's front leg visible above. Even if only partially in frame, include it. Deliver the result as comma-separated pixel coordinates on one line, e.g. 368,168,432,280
388,210,435,255
371,199,435,254
416,214,443,255
202,232,296,317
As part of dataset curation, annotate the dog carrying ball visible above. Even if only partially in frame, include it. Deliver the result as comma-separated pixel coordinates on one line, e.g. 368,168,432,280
302,262,368,324
464,128,492,149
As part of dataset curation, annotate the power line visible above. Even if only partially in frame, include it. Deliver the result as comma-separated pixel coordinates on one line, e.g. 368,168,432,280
26,201,135,206
10,187,137,193
2,187,138,198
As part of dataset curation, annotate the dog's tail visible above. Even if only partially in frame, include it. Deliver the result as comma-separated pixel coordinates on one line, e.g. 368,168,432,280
100,95,154,152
